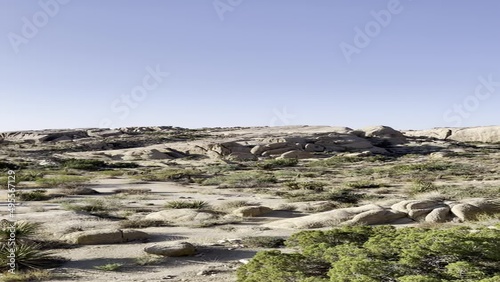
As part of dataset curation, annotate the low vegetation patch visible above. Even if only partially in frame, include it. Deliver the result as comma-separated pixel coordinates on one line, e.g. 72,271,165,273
345,180,382,189
94,263,123,271
241,236,286,248
202,171,277,188
17,190,51,201
135,169,200,182
238,225,500,281
35,175,89,188
256,158,299,170
284,181,327,192
164,200,210,210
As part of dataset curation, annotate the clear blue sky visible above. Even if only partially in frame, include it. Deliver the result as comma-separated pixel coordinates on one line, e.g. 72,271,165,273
1,0,499,131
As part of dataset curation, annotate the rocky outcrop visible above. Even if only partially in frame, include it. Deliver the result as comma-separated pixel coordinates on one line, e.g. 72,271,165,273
404,126,500,143
450,198,500,221
264,198,500,229
359,125,407,146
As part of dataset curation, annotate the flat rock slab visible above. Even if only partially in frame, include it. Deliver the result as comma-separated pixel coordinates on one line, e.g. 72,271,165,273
62,228,150,245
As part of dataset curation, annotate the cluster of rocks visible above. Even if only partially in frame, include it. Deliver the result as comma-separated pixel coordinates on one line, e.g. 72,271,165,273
404,126,500,143
0,126,186,143
194,126,407,161
265,198,500,229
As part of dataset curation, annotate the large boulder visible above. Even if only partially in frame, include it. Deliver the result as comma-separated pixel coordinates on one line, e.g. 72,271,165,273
62,229,150,245
347,209,406,225
450,198,500,221
144,242,196,257
425,207,451,223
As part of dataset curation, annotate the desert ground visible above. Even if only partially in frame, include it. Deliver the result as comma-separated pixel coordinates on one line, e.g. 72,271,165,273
0,125,499,281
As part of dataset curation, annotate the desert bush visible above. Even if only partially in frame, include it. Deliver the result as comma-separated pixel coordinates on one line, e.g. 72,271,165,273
94,263,123,271
112,188,151,195
237,226,500,281
241,237,286,248
286,189,361,204
35,175,89,188
204,163,243,174
411,179,438,194
0,269,54,282
0,161,20,171
217,200,253,211
284,181,327,192
202,171,277,188
164,200,210,210
136,169,199,182
61,198,117,214
308,155,388,168
16,171,46,182
108,162,140,169
119,219,167,229
345,180,382,189
256,158,298,170
61,159,107,171
17,190,51,201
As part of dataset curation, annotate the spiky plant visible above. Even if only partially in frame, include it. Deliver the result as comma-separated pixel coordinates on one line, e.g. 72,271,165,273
0,243,64,271
0,221,40,244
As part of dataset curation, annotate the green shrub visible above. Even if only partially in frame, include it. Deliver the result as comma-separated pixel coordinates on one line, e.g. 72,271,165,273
202,171,277,188
17,190,51,201
0,161,20,171
411,179,438,194
284,181,327,192
0,221,40,244
345,180,381,189
256,158,298,170
238,226,500,281
94,263,123,271
164,200,210,210
119,219,167,229
0,243,63,271
61,199,114,214
35,175,89,188
0,269,54,282
136,169,199,182
241,237,286,248
61,159,107,171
